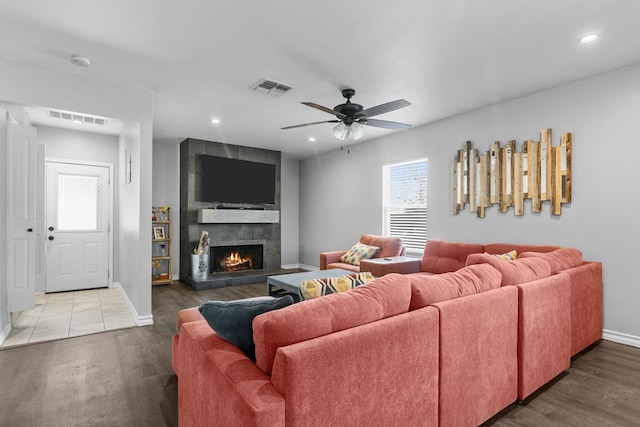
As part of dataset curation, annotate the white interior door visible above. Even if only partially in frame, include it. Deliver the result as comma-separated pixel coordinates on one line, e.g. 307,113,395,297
46,161,110,293
6,123,37,312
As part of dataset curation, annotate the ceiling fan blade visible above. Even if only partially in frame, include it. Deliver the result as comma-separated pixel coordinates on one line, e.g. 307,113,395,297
281,120,340,130
301,102,347,119
361,118,412,131
358,99,411,118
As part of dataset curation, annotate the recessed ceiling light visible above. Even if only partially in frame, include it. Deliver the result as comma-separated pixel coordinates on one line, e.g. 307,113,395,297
580,34,598,44
308,137,316,142
210,118,220,124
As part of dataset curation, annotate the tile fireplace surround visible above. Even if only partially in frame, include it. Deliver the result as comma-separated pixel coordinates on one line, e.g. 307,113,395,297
179,138,282,290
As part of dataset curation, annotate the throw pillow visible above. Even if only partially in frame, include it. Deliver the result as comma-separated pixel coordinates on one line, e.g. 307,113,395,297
198,295,294,360
299,272,375,301
339,242,380,266
492,250,517,261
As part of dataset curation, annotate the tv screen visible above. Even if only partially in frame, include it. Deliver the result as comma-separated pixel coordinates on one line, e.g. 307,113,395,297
200,155,276,205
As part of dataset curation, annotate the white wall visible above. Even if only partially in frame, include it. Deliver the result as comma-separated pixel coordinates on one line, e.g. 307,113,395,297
299,63,640,345
0,57,153,328
151,141,180,276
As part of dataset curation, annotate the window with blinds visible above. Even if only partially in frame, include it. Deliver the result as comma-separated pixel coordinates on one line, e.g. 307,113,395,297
382,158,428,252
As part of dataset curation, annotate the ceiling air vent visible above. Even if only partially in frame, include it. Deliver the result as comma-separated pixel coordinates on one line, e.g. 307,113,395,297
47,109,108,126
251,79,292,96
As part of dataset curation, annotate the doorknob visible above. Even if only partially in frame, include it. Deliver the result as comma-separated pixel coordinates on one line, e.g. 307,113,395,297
27,228,33,232
48,236,54,241
48,226,55,231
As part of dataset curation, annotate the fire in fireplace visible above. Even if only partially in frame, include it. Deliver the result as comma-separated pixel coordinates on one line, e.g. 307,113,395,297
211,244,263,273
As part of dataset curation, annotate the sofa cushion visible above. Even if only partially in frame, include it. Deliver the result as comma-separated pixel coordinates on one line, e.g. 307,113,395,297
199,295,294,360
421,240,485,274
485,243,559,255
408,264,502,310
299,272,375,301
519,247,583,274
325,261,360,272
339,241,380,266
466,253,552,286
359,233,405,258
253,273,412,375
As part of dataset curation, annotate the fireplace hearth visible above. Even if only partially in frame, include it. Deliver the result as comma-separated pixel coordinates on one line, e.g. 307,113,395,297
211,244,263,273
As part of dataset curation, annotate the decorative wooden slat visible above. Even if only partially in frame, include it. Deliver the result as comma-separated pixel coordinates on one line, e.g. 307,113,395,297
551,146,562,215
451,156,459,215
528,140,542,212
497,140,514,213
540,128,552,201
513,151,524,215
490,141,501,205
562,132,572,203
469,148,478,212
462,141,471,205
478,151,489,218
522,141,529,199
457,148,465,211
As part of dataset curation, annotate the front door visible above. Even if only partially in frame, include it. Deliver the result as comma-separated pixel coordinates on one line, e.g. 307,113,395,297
46,161,110,293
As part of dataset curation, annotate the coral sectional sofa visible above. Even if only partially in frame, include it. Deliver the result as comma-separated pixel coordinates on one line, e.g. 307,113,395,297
172,240,602,426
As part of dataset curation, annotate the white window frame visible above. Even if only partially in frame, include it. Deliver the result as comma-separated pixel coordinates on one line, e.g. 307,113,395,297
382,157,428,254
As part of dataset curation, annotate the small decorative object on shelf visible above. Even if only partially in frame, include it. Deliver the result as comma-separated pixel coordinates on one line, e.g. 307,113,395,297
152,206,173,285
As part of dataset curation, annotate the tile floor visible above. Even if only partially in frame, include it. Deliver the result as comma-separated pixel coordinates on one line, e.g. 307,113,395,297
1,287,136,348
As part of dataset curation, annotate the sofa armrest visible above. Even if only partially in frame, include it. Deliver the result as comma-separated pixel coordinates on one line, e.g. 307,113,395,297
561,261,603,355
270,308,439,426
176,321,285,427
359,256,421,276
319,250,347,270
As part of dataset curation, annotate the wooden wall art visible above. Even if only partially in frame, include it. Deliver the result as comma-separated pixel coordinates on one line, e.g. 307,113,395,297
451,128,572,217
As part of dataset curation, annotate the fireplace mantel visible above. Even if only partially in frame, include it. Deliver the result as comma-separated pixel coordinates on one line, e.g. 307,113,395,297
197,209,280,224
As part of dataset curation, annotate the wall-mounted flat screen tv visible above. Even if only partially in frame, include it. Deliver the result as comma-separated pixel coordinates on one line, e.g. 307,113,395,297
200,155,276,205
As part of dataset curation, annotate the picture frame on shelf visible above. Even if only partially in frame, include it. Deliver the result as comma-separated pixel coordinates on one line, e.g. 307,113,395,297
153,226,165,240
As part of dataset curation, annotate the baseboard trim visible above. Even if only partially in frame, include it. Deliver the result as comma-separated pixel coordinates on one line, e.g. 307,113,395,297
297,263,318,271
113,282,154,327
603,329,640,348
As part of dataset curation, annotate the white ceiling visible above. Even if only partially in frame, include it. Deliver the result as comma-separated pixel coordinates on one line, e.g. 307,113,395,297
1,0,639,158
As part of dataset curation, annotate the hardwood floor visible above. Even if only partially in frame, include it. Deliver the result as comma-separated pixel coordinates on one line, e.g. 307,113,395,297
0,280,638,426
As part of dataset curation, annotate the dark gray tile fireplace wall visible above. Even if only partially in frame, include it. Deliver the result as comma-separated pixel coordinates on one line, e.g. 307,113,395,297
179,138,281,286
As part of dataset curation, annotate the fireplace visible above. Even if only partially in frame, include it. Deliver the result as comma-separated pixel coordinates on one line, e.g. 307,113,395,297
210,244,263,273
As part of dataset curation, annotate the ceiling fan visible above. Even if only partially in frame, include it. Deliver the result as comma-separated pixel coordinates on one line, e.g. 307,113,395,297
281,89,412,141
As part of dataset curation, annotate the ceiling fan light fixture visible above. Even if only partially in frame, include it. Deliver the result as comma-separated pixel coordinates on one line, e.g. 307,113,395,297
351,122,364,140
333,122,349,140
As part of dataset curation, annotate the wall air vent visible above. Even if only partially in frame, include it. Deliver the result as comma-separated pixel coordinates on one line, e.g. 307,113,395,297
47,109,107,126
251,79,292,96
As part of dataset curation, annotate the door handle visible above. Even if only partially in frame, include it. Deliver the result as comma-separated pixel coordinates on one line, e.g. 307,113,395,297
48,226,55,231
27,228,33,232
48,236,54,241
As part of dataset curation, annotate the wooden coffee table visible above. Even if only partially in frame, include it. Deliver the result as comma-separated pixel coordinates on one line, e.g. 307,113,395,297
267,268,354,298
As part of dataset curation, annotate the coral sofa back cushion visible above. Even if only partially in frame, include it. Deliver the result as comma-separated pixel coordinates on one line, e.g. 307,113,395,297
253,273,412,375
408,264,502,310
421,240,485,274
485,243,559,255
359,234,405,258
466,253,552,286
519,247,583,274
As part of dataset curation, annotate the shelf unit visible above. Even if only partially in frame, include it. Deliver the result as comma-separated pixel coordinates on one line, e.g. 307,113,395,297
152,206,173,285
